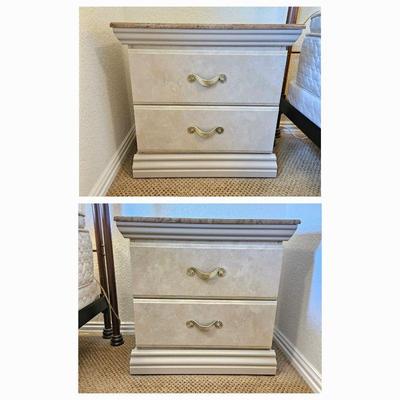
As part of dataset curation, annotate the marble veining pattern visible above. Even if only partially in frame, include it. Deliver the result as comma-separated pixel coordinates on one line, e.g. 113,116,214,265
115,216,301,225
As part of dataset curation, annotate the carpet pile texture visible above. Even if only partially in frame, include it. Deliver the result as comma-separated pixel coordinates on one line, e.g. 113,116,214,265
79,334,312,393
106,127,320,197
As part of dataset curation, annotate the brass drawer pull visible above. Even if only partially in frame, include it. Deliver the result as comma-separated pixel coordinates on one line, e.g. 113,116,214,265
186,320,223,330
187,73,226,87
187,126,224,138
187,267,226,280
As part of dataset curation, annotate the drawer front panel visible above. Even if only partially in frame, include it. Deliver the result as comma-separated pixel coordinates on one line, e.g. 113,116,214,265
129,49,286,104
130,242,283,299
134,299,277,349
135,106,278,153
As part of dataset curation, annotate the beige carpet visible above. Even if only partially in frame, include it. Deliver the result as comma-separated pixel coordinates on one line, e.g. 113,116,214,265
79,335,312,393
106,127,320,197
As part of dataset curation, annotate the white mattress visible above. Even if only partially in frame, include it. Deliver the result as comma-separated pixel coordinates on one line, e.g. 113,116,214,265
310,12,321,34
287,19,321,128
79,279,98,311
296,35,320,98
287,80,321,127
78,213,98,310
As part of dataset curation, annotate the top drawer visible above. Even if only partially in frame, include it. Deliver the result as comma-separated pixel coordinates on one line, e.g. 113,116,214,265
128,49,287,105
130,242,283,299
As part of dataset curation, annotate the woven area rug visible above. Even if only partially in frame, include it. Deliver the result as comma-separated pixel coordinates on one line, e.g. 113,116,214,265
106,126,320,197
79,334,312,393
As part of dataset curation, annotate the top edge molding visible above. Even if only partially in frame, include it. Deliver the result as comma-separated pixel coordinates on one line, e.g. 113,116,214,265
114,217,300,242
111,23,305,47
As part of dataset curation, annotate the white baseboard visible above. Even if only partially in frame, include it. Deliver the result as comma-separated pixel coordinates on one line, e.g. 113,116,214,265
80,321,135,334
279,119,297,128
88,125,135,196
274,328,322,393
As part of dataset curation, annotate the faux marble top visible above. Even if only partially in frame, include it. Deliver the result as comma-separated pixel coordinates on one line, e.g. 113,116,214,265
110,22,305,30
114,216,301,225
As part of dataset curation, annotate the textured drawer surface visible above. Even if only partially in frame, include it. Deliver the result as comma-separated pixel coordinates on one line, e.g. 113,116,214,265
130,242,283,299
135,105,278,153
129,49,286,104
134,299,277,349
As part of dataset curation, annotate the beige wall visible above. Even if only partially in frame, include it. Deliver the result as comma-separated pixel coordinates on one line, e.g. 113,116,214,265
276,234,322,374
79,8,134,196
79,7,288,195
122,7,288,24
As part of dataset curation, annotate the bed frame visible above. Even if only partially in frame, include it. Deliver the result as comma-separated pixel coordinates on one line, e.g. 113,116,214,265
276,7,321,148
78,204,124,346
280,95,320,147
79,296,109,329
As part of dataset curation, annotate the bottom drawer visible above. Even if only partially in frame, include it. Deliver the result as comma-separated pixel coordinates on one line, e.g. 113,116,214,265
134,298,277,349
134,105,278,153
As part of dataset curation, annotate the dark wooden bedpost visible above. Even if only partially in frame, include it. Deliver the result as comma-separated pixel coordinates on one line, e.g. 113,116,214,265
275,6,299,138
92,204,113,339
101,204,124,346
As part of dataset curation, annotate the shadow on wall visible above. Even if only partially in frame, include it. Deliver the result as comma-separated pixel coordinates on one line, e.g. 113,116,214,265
95,40,133,146
276,232,321,364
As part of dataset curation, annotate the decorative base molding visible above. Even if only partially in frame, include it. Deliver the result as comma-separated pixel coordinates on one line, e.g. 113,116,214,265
89,126,136,196
132,153,277,178
274,328,321,392
130,347,277,375
79,322,320,385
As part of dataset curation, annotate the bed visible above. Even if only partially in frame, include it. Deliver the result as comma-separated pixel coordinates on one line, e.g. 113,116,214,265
78,207,124,346
78,211,109,329
280,11,321,147
78,212,100,311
